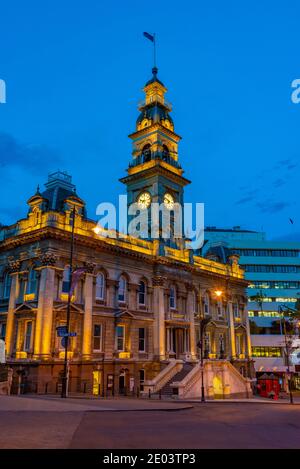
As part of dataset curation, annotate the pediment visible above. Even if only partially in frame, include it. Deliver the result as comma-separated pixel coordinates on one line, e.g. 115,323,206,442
15,303,36,313
54,303,84,314
115,309,136,319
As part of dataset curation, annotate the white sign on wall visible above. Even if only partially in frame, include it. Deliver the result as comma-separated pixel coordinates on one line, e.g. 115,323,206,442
0,340,5,364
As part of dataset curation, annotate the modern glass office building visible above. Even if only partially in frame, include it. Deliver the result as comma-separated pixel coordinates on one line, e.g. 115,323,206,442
203,226,300,389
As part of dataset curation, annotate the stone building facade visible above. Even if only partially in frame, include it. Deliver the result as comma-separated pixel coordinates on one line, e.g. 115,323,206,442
0,68,254,397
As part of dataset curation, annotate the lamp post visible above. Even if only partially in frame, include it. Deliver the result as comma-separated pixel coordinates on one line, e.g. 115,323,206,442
278,305,296,405
61,206,76,399
197,316,211,402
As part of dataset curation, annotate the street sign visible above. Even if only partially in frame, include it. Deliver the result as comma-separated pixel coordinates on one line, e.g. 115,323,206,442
57,326,77,338
56,326,68,337
61,337,67,348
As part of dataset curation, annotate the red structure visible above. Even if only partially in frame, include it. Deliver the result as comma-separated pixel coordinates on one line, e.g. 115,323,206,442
257,373,280,399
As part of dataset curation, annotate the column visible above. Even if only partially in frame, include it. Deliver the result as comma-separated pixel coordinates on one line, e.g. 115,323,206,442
228,301,236,359
82,273,94,359
245,312,252,358
5,272,19,357
186,289,196,358
37,267,55,358
152,276,165,360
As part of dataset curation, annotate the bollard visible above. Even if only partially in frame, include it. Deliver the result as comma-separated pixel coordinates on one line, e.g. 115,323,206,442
45,382,48,394
159,389,162,400
83,382,87,394
148,389,151,399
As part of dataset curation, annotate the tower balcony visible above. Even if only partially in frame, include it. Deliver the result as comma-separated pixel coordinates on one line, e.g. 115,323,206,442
129,154,182,171
138,97,172,112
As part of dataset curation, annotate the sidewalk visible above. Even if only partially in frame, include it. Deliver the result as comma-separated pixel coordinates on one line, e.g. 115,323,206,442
0,394,193,412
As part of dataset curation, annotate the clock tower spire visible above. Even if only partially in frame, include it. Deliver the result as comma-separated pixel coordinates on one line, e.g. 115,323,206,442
120,67,190,246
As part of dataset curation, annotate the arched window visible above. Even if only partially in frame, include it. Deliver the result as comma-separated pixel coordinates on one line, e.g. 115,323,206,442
138,281,146,305
27,268,37,294
96,273,105,300
3,272,12,299
162,144,170,162
142,144,151,163
118,276,126,303
62,266,71,293
217,300,223,318
203,293,210,316
169,286,176,309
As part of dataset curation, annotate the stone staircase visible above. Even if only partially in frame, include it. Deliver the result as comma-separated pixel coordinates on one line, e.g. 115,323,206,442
154,363,195,397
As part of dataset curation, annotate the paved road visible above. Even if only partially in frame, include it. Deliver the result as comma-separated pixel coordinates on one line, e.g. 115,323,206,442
1,396,300,449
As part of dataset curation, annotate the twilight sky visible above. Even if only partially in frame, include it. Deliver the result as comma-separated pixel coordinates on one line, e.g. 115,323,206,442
0,0,299,241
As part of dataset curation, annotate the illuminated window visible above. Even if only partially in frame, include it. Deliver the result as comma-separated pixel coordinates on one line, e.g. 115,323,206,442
251,346,281,358
95,273,105,300
236,334,243,356
93,324,102,351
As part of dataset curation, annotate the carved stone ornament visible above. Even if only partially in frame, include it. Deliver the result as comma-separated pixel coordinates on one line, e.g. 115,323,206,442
84,262,96,274
9,259,21,273
152,275,165,287
39,251,57,266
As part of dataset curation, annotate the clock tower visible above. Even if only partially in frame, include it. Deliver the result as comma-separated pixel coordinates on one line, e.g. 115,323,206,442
120,67,190,247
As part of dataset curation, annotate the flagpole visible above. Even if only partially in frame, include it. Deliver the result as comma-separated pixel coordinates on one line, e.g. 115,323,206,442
61,205,76,398
153,33,156,68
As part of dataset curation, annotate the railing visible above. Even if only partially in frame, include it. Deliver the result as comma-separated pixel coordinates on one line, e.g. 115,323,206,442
143,360,183,395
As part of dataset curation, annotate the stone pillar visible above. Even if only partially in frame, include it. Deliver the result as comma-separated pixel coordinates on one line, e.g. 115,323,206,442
128,283,139,311
245,311,252,358
186,289,196,358
228,301,236,359
35,267,55,358
152,276,165,360
82,273,94,359
5,271,20,357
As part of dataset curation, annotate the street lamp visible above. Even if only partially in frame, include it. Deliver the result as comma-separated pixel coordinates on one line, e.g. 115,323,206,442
278,304,299,405
197,316,211,402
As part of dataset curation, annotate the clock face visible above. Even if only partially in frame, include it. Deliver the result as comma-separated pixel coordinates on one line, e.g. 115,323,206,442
137,192,151,209
164,193,175,210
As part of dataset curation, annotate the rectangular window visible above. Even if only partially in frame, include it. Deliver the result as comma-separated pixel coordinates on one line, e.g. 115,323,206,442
236,335,242,356
139,369,145,391
93,324,102,351
204,332,211,353
138,328,146,352
233,304,240,318
116,325,125,351
217,302,223,318
0,323,6,341
24,321,32,352
251,346,282,357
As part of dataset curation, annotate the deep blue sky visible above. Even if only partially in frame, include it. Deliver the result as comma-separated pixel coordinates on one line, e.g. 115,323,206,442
0,0,299,240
